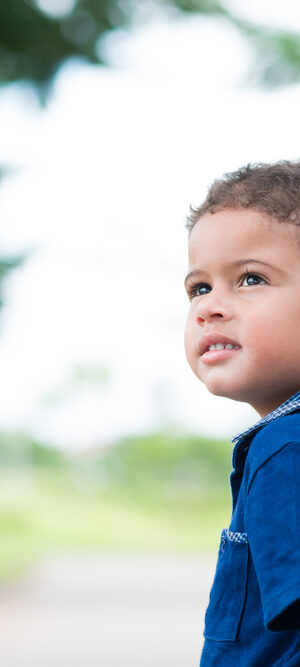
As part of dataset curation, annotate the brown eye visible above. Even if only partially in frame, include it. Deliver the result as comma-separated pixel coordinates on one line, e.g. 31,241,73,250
194,283,212,296
186,282,212,300
241,273,266,287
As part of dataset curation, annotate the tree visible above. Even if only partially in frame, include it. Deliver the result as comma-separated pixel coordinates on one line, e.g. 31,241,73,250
172,0,300,89
0,0,113,101
0,0,299,100
0,169,26,309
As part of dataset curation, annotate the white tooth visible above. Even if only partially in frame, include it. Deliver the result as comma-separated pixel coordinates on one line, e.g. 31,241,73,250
225,344,234,349
208,344,216,350
233,345,240,349
215,343,225,350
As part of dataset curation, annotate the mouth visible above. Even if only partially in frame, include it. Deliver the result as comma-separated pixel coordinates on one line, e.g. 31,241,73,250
201,347,241,365
199,332,242,363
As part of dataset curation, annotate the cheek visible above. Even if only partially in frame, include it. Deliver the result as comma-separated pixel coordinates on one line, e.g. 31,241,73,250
184,312,196,362
245,318,288,360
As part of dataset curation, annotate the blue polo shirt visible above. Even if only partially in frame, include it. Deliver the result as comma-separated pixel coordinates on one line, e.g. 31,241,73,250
200,391,300,666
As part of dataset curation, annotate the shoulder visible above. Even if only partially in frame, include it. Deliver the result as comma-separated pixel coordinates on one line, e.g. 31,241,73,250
245,411,300,490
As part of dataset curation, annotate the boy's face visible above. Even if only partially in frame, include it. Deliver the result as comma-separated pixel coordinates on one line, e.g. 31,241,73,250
184,208,300,417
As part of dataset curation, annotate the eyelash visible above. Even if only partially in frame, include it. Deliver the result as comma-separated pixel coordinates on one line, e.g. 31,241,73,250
186,271,267,299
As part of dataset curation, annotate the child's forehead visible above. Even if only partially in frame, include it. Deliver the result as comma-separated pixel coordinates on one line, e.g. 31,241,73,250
190,208,282,236
188,208,299,268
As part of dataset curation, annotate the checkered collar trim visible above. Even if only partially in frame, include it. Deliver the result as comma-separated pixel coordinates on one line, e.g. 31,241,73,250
231,391,300,447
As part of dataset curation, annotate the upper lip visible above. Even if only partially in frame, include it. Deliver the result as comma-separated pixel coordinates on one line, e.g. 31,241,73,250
199,332,241,356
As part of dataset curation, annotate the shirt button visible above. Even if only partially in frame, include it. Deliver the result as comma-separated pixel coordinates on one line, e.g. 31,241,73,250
221,537,227,553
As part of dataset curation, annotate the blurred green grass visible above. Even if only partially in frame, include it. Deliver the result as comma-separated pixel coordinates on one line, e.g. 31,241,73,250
0,431,233,580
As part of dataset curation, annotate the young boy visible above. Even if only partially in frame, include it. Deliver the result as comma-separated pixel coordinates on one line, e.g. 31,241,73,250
184,161,300,666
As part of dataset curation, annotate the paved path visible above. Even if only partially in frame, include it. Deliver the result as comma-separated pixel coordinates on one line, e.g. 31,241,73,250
0,553,216,667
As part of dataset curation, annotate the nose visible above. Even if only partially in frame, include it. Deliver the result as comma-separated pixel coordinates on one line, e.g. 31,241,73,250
195,289,232,324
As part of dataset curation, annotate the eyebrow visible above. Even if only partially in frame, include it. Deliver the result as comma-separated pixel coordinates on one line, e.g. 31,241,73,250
184,259,280,289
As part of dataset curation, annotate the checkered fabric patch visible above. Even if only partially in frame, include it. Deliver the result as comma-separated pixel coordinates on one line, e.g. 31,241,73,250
231,390,300,447
222,529,248,544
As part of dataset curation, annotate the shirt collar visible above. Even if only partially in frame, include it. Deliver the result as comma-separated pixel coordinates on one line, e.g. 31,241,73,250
231,390,300,449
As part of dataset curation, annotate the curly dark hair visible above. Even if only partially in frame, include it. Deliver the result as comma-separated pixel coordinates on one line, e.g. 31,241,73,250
186,160,300,234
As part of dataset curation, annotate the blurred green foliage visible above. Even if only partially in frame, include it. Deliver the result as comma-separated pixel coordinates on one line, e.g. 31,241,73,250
0,170,27,312
0,253,26,310
0,431,66,467
96,432,232,500
172,0,300,88
0,430,232,580
0,0,299,98
0,0,117,99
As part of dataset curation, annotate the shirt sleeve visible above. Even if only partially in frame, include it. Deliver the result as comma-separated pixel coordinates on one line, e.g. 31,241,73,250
245,440,300,632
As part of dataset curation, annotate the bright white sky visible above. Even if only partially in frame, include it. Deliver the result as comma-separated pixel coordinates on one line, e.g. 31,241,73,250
0,3,300,449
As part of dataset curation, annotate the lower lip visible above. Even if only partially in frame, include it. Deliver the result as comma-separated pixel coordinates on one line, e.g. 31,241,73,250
201,348,241,364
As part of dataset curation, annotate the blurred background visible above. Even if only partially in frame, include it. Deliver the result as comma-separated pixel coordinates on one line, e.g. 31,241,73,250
0,0,300,665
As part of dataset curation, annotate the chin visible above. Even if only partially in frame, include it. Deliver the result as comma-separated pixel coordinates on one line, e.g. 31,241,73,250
208,386,233,399
205,379,243,401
